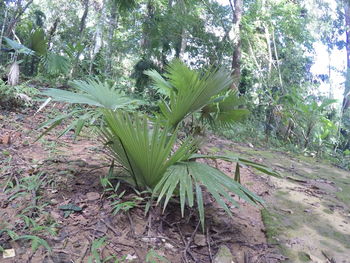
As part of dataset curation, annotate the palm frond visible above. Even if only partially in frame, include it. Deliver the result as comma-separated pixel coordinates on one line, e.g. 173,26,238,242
42,52,70,75
4,37,34,55
144,69,172,96
200,91,250,129
42,79,139,110
190,153,280,177
154,161,265,229
30,29,47,56
100,111,198,188
147,59,233,128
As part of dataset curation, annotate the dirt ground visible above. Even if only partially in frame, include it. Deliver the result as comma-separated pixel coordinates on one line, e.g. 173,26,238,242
231,144,350,263
1,105,349,263
0,107,282,263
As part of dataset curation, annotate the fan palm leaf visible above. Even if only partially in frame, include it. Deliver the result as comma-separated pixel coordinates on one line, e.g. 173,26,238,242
145,60,233,128
42,79,139,110
100,110,198,188
154,161,266,228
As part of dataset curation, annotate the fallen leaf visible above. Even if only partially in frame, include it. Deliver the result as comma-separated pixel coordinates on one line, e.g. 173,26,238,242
59,204,82,212
125,254,138,261
86,192,100,201
2,134,11,145
194,234,207,246
3,248,15,258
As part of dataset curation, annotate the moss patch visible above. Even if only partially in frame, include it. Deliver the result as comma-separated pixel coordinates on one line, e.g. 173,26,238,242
298,251,311,262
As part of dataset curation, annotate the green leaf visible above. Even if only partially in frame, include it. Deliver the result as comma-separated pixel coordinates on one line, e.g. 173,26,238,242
42,52,70,75
58,204,82,212
42,79,139,110
4,37,35,55
154,161,265,229
30,29,47,56
147,59,233,128
100,111,196,189
15,235,51,252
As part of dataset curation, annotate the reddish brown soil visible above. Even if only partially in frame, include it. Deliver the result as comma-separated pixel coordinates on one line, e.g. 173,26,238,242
0,107,282,262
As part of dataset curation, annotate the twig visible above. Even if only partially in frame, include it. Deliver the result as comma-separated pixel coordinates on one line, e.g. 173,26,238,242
177,224,189,263
184,221,200,263
77,240,90,263
101,219,120,236
147,212,152,236
322,251,337,263
52,249,80,257
286,176,307,183
206,226,213,262
127,211,135,237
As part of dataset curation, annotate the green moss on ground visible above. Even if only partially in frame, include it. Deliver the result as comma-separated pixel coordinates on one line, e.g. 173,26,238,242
298,251,311,262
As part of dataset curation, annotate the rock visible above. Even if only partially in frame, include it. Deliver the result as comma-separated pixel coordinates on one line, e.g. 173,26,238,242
125,254,138,261
164,243,176,251
214,245,235,263
3,248,15,259
50,211,61,220
1,134,11,145
194,234,207,247
86,192,100,201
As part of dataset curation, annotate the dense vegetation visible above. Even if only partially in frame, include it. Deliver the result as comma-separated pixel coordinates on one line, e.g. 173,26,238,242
1,0,350,168
1,0,350,261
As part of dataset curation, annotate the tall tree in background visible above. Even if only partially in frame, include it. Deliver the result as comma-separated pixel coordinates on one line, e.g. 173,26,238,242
229,0,243,89
343,0,350,112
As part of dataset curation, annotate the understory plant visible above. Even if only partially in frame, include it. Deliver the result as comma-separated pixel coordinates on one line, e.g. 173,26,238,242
40,60,279,227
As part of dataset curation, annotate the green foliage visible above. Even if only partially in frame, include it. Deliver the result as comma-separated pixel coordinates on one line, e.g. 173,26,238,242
29,28,47,56
42,52,70,75
145,60,233,128
4,37,35,55
0,79,15,106
101,111,197,188
41,60,278,228
43,79,139,109
146,249,170,263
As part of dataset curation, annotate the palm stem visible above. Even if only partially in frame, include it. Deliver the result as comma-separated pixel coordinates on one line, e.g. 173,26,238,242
119,137,140,189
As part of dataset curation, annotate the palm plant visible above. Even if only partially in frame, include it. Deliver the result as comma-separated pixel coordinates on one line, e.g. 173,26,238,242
41,60,279,227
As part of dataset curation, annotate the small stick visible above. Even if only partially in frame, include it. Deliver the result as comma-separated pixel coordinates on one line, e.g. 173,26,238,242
184,221,200,262
77,240,90,263
177,224,189,263
101,219,120,236
127,211,135,237
206,226,213,262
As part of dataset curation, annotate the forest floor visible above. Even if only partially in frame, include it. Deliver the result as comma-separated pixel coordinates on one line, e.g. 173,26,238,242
0,106,349,263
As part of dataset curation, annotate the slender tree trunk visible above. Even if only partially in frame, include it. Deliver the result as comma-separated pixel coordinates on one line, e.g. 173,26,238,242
342,0,350,113
105,0,118,76
5,0,34,37
141,0,155,56
265,25,273,79
47,18,60,48
0,5,8,65
71,0,90,77
229,0,243,89
79,0,89,34
90,0,105,74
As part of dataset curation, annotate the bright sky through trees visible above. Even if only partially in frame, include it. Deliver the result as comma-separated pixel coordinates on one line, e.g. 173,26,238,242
216,0,346,101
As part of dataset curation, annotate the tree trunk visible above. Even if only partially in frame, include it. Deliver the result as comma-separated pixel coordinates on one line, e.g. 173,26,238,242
229,0,243,90
5,0,34,37
343,0,350,113
71,0,90,78
47,18,60,48
105,0,118,76
141,0,155,56
79,0,90,34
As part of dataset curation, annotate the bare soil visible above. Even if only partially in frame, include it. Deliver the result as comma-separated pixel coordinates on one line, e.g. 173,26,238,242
0,107,282,263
